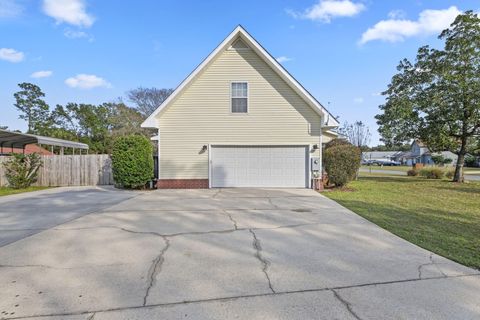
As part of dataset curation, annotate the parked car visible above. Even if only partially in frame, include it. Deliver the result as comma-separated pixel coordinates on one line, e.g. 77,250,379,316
361,159,374,165
372,159,401,166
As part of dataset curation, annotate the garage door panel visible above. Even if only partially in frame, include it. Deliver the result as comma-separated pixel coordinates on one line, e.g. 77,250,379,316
211,146,308,188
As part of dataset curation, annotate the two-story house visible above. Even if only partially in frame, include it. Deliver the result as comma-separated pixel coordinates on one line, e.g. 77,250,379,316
141,26,339,189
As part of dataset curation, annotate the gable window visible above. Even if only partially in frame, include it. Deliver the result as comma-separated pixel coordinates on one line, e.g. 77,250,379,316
231,82,248,113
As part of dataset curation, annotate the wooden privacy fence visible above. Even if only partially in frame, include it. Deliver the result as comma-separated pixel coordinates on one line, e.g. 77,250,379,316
0,154,114,187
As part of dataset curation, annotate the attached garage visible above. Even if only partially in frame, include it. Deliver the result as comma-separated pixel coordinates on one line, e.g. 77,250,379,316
142,26,340,189
210,145,309,188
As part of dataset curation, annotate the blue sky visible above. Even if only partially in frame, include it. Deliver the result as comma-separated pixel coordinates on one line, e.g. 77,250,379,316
1,0,478,145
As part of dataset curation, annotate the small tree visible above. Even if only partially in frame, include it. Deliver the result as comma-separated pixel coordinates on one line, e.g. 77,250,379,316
339,121,371,148
431,155,445,165
3,153,43,189
111,135,153,188
323,140,361,187
127,87,174,117
14,83,51,134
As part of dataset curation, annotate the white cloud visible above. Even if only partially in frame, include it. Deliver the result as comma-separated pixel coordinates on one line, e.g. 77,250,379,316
31,70,53,78
65,74,111,89
0,0,23,18
388,9,406,19
64,29,87,38
276,56,293,63
360,6,461,44
289,0,366,23
64,28,94,41
42,0,94,27
353,97,364,104
0,48,24,63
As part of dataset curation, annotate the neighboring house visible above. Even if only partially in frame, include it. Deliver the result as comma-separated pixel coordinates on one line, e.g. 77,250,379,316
363,140,459,166
0,144,53,156
407,140,458,166
362,151,403,162
142,26,339,189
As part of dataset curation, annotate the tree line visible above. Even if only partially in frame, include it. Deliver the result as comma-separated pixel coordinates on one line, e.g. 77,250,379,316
9,83,173,154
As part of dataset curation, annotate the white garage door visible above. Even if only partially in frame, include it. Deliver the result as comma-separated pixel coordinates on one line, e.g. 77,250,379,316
211,145,308,188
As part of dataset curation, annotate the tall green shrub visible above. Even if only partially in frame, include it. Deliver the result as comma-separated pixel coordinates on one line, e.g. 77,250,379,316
111,135,153,188
324,142,361,187
4,153,43,189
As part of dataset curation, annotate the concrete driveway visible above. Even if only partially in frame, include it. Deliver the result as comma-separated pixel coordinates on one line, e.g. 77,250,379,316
0,187,478,319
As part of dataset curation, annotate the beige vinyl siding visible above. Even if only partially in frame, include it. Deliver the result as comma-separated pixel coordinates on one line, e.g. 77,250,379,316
157,47,331,179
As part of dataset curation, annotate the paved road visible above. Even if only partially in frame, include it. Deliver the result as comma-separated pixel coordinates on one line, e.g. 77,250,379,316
360,167,480,181
0,187,478,319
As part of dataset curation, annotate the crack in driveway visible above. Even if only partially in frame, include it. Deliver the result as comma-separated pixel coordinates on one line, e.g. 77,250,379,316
143,236,170,306
4,274,479,320
222,210,238,230
249,229,275,293
53,221,324,238
418,253,448,279
331,289,363,320
267,197,279,209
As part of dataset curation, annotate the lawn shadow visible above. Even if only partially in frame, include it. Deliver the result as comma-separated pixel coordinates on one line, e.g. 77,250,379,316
359,175,416,184
435,184,480,194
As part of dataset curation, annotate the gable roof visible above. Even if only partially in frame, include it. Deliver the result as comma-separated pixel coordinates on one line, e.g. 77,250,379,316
412,139,427,147
141,25,339,128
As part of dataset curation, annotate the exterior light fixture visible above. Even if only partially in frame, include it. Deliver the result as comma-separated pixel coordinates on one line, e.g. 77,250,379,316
312,144,319,150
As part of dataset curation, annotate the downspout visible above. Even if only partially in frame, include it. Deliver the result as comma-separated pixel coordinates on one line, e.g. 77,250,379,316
318,115,323,185
157,128,161,180
318,115,323,190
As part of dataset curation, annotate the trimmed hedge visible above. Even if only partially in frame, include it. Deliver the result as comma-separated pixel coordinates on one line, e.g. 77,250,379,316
111,135,153,189
324,141,361,187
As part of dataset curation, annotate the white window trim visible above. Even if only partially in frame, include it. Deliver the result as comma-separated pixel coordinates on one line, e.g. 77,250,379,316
230,81,249,114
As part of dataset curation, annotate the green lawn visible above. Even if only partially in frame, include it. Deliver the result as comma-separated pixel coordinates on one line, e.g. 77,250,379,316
324,173,480,269
361,165,411,172
0,186,51,197
361,165,480,175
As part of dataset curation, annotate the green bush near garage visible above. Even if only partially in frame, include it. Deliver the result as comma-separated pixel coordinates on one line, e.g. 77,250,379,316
323,140,361,187
111,135,153,189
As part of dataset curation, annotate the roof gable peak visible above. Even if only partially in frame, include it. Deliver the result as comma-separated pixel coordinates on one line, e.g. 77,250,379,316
141,26,338,128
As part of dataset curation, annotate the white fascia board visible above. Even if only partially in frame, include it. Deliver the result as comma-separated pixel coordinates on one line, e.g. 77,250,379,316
141,25,339,128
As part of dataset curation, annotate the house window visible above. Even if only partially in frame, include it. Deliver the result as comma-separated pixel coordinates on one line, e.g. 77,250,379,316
231,82,248,113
